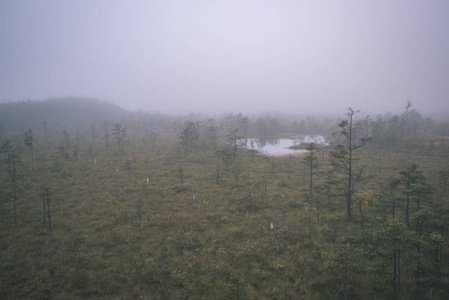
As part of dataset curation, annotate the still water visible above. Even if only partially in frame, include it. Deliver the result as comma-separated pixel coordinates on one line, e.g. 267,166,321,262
236,135,331,156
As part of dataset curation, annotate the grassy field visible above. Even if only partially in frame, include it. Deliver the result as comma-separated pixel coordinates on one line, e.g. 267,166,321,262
1,130,449,299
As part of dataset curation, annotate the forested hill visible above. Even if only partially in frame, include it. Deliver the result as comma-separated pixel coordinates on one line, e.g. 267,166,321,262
0,97,131,134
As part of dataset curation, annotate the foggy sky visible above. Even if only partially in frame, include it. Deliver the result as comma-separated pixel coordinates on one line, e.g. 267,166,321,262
1,0,449,117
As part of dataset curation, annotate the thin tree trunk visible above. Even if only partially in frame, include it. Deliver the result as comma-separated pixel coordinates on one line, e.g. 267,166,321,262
393,198,395,219
47,196,51,233
398,249,401,294
417,240,421,299
369,214,377,244
378,144,382,175
405,179,410,228
343,263,348,300
216,165,219,184
435,222,445,288
359,205,364,235
13,197,17,228
42,193,46,224
393,238,397,300
12,169,18,228
309,158,313,196
347,155,353,222
31,148,34,171
347,115,353,223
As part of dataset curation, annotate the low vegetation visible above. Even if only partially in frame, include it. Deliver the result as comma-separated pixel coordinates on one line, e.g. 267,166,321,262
1,99,448,299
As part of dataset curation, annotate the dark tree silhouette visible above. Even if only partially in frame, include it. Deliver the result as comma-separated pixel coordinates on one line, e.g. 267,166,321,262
23,129,34,171
330,108,370,222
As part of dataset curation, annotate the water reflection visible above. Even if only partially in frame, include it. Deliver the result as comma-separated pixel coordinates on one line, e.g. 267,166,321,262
236,135,330,156
297,135,331,146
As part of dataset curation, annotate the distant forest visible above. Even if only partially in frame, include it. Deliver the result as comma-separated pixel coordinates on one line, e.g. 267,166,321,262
1,97,448,144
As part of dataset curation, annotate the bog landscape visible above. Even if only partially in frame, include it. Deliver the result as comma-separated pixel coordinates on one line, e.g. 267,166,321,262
1,98,448,299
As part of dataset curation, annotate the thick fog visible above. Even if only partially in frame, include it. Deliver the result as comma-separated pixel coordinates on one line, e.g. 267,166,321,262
1,1,448,117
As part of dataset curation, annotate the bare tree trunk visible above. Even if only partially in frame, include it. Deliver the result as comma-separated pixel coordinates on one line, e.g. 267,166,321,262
42,193,46,224
398,249,401,294
393,238,398,300
12,168,18,228
343,262,348,300
46,193,51,233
